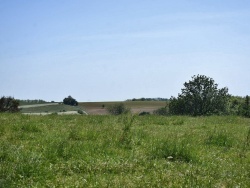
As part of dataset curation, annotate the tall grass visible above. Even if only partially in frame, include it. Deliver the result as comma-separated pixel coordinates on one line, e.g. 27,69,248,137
0,114,249,187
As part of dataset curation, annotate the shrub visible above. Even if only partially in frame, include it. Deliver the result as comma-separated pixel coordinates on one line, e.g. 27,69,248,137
139,111,150,116
77,109,84,115
153,107,168,116
63,96,78,106
107,103,130,115
0,96,19,112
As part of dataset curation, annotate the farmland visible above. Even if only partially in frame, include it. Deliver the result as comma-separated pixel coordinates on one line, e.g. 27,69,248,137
0,113,249,187
79,101,167,115
19,101,167,115
20,103,83,115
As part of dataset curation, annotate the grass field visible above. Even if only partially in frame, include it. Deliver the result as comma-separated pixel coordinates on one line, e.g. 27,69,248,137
0,114,249,187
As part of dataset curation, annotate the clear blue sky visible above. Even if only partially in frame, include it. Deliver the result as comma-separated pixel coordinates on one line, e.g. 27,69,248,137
1,0,250,102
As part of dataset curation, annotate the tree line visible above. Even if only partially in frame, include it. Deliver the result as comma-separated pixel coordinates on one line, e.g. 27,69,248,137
1,75,249,117
18,99,47,105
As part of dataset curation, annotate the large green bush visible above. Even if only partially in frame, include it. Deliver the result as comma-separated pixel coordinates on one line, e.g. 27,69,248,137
169,75,230,116
0,96,19,112
63,96,78,106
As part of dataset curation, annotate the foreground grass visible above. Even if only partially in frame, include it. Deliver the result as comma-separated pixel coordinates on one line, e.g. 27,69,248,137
0,114,249,187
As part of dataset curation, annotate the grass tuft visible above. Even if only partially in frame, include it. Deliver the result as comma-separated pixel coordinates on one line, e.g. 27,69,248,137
205,128,233,148
151,138,197,163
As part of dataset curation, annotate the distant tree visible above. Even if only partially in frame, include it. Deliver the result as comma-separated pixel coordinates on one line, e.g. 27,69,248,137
0,96,20,112
107,103,130,115
169,75,230,116
63,96,78,106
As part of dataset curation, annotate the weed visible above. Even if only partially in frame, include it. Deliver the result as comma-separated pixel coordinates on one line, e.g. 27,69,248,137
68,127,82,141
20,123,41,133
245,127,250,148
0,142,9,162
44,139,73,162
171,118,185,125
0,126,5,137
205,128,233,148
239,127,250,157
151,138,197,163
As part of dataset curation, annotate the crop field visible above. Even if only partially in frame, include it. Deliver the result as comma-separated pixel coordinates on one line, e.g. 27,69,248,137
0,114,249,187
79,101,167,115
19,101,167,115
19,103,84,114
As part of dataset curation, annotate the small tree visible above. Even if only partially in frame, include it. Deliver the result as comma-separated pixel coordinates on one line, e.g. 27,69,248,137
107,103,130,115
0,96,19,112
169,75,230,116
63,96,78,106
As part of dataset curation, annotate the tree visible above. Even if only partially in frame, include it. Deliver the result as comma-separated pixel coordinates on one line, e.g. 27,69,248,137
63,96,78,106
0,96,20,112
169,75,230,116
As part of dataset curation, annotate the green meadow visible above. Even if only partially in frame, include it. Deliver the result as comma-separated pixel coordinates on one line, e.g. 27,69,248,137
0,114,250,187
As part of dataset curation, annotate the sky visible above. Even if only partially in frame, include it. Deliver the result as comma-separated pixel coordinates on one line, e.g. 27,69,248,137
1,0,250,102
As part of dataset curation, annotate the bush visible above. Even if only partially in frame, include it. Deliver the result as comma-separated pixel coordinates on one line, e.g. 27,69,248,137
153,107,168,116
107,103,130,115
77,109,84,115
0,96,19,112
63,96,78,106
139,111,150,116
169,75,230,116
